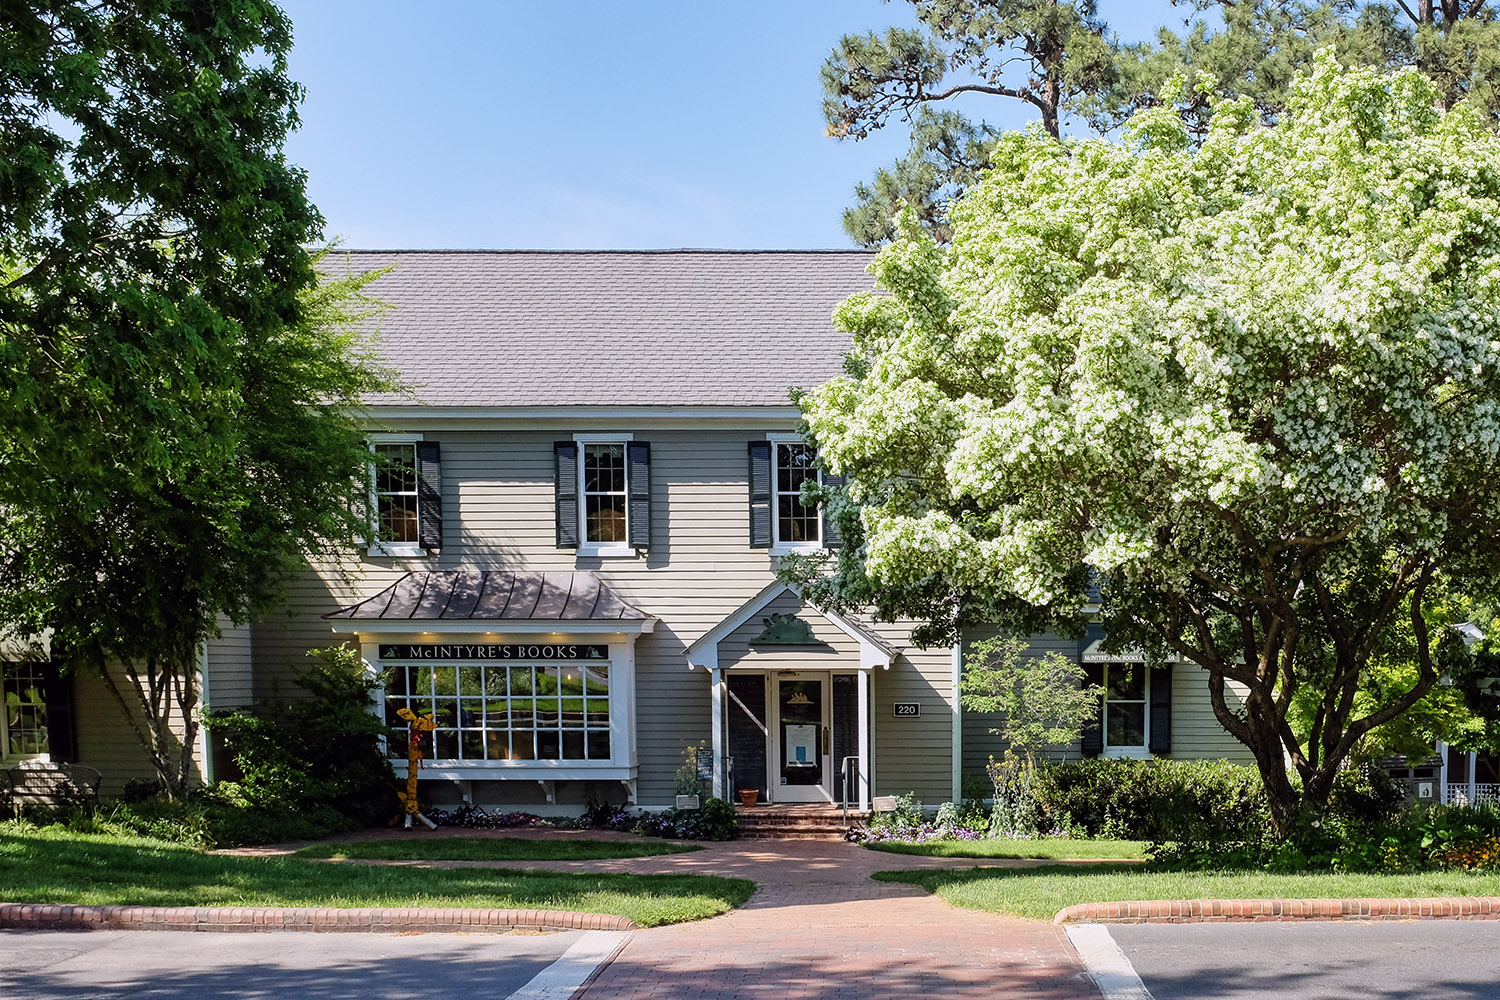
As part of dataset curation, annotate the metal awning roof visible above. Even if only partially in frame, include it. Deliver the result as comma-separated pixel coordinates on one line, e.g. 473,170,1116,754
324,570,653,622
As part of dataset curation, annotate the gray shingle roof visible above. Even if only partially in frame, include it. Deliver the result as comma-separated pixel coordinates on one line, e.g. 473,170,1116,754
324,571,652,621
323,250,876,408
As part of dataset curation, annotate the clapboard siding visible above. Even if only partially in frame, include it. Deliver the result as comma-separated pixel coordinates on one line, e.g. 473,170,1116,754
1170,666,1255,762
71,666,208,797
957,629,1257,778
205,620,254,709
251,427,959,806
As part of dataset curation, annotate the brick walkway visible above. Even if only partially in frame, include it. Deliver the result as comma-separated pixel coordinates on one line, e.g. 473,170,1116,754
466,839,1102,1000
231,831,1103,998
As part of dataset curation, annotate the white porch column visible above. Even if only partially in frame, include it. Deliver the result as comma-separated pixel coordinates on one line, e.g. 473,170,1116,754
857,669,871,812
710,667,724,799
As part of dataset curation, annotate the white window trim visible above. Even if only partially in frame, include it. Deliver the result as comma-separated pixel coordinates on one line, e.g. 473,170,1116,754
1,663,52,763
1100,661,1152,759
573,433,636,558
766,433,823,556
367,432,427,558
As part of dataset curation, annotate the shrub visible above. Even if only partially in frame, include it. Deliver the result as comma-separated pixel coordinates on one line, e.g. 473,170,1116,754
206,646,397,827
1031,758,1266,842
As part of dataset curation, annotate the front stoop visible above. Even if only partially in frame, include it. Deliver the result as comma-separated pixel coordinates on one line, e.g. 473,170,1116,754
735,805,863,840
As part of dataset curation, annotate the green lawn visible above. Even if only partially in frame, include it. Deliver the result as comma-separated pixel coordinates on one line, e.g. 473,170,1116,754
875,864,1500,921
296,836,701,862
0,829,751,927
863,838,1146,860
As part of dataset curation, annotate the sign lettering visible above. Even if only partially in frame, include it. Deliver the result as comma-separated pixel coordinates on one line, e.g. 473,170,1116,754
377,643,609,661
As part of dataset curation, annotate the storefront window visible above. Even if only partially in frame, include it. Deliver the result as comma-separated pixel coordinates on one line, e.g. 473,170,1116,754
384,662,611,762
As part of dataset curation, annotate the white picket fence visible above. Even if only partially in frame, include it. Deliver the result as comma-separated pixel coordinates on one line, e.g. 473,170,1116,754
1446,782,1500,807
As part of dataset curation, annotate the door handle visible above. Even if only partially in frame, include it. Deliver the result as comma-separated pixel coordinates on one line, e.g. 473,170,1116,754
823,726,830,755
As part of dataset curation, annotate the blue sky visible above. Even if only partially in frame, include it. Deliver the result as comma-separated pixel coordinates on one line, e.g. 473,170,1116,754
281,1,1185,250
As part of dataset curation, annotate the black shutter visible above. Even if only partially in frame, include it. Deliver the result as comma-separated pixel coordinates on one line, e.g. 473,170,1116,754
555,442,579,548
1149,664,1173,754
627,442,651,550
42,665,76,763
748,441,772,548
1080,661,1104,757
821,470,845,549
416,441,442,552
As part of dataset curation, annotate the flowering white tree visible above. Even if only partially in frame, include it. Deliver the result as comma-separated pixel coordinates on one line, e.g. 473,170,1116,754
798,52,1500,836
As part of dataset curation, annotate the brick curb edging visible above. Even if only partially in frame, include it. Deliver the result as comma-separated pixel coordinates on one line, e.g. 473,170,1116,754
1054,896,1500,924
0,902,636,933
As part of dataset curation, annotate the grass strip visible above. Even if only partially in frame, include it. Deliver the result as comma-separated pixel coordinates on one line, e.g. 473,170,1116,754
0,829,750,928
874,864,1500,921
862,838,1145,860
296,836,701,862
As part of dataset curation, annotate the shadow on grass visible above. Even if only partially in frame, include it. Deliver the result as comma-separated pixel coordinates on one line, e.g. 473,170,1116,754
874,863,1500,922
0,830,752,926
295,836,703,862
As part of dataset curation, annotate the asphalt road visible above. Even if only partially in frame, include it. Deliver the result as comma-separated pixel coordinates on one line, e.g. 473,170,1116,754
1098,921,1500,1000
0,928,621,1000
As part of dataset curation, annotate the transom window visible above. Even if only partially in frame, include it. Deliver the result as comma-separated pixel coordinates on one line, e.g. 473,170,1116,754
1102,663,1148,754
372,443,419,544
3,663,50,757
774,442,820,546
582,443,627,544
383,663,611,762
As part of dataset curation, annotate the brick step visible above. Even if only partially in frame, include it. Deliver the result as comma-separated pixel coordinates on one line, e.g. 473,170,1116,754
735,807,858,840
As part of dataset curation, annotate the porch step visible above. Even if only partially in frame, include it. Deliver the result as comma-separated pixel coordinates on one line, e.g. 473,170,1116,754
735,806,864,840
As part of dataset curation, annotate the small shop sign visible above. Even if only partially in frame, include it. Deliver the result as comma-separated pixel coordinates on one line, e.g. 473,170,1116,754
378,643,609,661
892,702,920,717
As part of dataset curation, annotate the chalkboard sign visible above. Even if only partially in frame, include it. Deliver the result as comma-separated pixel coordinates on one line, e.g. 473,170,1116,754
892,702,920,717
696,748,715,780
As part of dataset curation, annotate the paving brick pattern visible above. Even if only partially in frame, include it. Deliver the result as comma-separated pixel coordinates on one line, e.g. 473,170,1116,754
523,841,1104,1000
1056,896,1500,924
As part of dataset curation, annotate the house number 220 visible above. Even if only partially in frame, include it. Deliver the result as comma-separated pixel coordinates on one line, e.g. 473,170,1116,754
892,703,920,717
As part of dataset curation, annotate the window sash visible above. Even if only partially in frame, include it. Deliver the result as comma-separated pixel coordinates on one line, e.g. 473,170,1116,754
385,662,612,762
580,443,628,544
772,442,820,545
372,443,420,544
2,663,50,758
1101,663,1148,750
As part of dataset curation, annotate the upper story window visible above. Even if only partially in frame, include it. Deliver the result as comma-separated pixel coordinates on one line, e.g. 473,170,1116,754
555,436,650,556
367,434,442,558
749,436,843,553
774,442,821,548
374,443,419,546
582,443,628,546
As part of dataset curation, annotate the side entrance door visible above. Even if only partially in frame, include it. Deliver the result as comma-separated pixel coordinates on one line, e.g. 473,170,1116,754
772,674,831,803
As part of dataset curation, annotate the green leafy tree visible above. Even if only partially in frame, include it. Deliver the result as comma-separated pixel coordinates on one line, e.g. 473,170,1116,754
796,53,1500,836
961,635,1102,762
0,2,397,798
823,0,1120,244
826,0,1500,245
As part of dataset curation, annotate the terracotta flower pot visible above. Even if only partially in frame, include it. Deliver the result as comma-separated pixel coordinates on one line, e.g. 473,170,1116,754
738,789,759,807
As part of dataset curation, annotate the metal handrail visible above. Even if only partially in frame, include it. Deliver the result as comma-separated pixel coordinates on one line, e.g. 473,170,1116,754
840,755,860,826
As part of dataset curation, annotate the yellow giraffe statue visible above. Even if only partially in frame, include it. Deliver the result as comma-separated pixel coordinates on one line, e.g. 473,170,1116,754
396,707,439,830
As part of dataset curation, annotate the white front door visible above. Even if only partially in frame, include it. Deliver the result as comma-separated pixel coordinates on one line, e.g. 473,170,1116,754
772,674,831,803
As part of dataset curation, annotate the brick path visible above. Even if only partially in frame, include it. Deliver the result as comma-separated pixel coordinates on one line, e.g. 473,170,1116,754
229,832,1103,998
487,840,1102,1000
